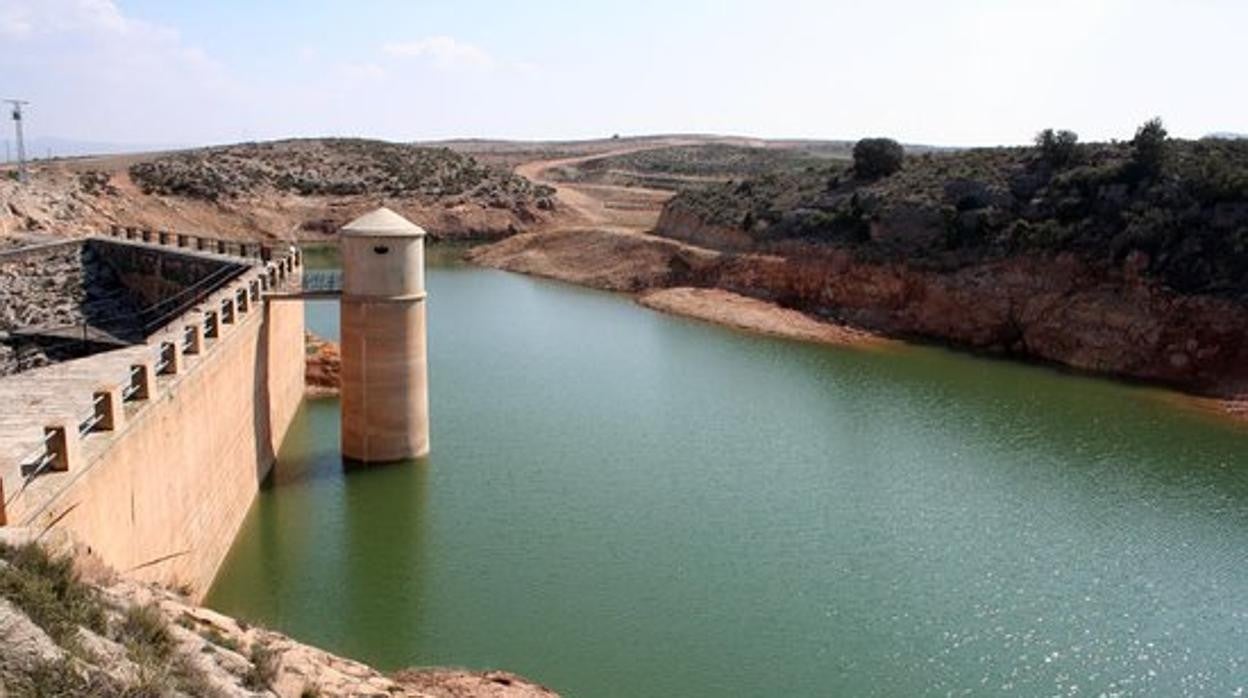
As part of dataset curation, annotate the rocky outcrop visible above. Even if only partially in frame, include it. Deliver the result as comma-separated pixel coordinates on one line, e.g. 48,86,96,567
469,228,1248,402
305,332,341,397
698,247,1248,392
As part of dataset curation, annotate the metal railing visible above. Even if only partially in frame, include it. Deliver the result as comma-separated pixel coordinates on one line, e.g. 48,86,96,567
301,269,342,294
121,365,144,401
77,395,107,437
18,432,56,479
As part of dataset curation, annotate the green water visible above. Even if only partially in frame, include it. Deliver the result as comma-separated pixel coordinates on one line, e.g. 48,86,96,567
208,252,1248,697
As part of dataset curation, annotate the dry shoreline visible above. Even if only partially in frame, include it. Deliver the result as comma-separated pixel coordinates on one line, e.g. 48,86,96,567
638,287,891,349
638,287,1248,430
464,234,1248,430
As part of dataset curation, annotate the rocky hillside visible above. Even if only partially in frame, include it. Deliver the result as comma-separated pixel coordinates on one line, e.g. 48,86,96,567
0,530,558,697
644,131,1248,397
129,140,554,210
1,139,559,243
661,136,1248,297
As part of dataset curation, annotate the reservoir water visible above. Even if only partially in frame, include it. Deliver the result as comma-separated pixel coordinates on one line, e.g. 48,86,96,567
208,249,1248,696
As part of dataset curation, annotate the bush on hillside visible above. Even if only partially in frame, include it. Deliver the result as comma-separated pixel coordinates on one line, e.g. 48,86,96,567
1035,129,1082,168
852,138,905,179
1132,118,1169,177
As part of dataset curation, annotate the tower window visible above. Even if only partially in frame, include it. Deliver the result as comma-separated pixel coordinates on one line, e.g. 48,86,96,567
373,245,390,255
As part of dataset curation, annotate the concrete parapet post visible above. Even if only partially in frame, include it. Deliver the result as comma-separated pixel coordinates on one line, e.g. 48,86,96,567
127,361,155,402
92,384,126,432
220,297,236,326
110,224,123,238
249,279,260,302
203,310,219,339
183,323,202,355
125,227,138,240
158,230,170,245
141,229,152,243
217,240,228,255
196,237,208,252
43,423,79,473
158,340,181,375
236,287,249,314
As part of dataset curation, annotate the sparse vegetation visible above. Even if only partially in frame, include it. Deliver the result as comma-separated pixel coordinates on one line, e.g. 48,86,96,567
201,625,242,653
0,544,218,697
244,639,279,690
3,657,127,698
118,603,175,661
549,143,844,190
129,138,556,212
663,125,1248,297
0,542,107,644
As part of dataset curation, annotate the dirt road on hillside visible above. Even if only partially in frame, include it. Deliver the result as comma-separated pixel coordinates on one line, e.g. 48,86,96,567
515,145,689,233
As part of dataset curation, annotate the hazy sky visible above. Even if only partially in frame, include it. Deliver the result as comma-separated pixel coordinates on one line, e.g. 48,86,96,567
1,0,1243,147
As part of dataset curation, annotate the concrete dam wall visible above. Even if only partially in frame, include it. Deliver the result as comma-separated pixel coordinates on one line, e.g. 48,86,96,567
0,233,305,599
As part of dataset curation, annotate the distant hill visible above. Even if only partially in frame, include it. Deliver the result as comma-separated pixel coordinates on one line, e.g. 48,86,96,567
2,137,560,242
128,138,553,206
546,143,849,191
1205,132,1247,140
4,137,187,160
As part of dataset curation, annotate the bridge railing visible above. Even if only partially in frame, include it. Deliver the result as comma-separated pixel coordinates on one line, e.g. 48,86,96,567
102,224,303,267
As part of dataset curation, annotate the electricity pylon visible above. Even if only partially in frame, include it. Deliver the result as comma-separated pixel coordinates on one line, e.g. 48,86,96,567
4,99,29,184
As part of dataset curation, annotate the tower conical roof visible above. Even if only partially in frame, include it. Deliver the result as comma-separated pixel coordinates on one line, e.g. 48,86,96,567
341,207,427,238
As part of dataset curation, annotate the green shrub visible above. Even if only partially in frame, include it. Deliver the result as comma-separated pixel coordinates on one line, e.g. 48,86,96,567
1132,117,1168,176
1035,129,1082,168
852,138,905,179
0,543,106,643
